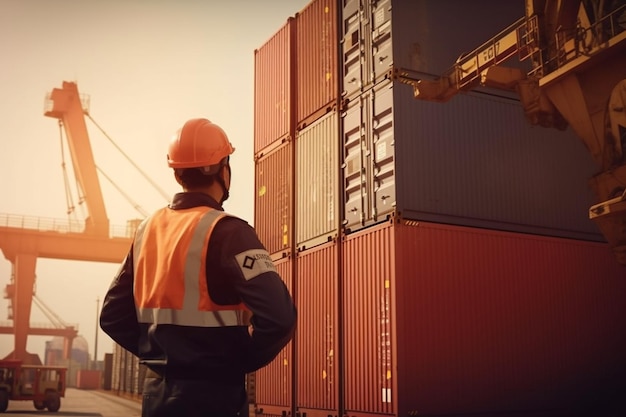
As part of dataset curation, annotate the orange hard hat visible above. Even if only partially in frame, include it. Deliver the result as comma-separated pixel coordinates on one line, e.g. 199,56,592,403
167,118,235,169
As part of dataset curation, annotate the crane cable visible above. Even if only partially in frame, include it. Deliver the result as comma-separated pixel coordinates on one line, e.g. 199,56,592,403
95,166,149,217
86,114,171,202
57,118,150,219
57,120,86,226
32,294,70,329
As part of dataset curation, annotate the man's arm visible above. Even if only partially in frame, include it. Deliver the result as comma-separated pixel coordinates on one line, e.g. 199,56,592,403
211,218,297,373
100,251,140,356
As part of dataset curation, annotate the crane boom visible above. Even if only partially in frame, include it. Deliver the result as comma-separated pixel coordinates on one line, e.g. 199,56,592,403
404,16,533,102
44,82,109,236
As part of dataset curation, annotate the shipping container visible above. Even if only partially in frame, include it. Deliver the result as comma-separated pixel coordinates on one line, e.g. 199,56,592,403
342,219,626,417
76,369,101,390
111,343,144,397
254,256,294,416
341,0,529,100
342,77,601,239
342,87,374,231
296,110,340,251
255,141,294,258
295,241,339,415
103,353,113,391
254,18,296,155
296,0,339,129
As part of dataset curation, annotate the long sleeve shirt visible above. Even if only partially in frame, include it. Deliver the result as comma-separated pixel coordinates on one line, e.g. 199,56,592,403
100,191,296,381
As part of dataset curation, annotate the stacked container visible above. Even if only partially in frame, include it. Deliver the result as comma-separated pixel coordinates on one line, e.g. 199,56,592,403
252,1,626,417
339,0,601,240
110,343,145,397
254,17,297,260
341,219,626,416
254,1,341,415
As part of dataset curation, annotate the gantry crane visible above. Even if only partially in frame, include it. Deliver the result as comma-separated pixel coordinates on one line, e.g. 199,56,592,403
393,0,626,264
0,82,134,363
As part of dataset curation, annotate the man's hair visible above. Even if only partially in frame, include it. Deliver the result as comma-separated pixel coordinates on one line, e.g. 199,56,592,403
177,168,219,189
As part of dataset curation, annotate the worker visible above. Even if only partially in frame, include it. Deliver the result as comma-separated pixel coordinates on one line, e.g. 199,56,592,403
100,118,297,417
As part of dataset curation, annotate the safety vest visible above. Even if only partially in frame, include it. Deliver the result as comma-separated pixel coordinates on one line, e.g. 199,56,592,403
132,206,250,327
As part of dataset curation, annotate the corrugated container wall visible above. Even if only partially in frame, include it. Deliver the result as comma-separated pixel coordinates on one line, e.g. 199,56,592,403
254,256,294,415
254,18,295,156
295,241,339,415
103,353,113,391
111,344,143,396
296,110,339,250
341,78,601,239
76,370,101,390
255,141,293,257
342,223,395,416
296,0,339,129
342,219,626,416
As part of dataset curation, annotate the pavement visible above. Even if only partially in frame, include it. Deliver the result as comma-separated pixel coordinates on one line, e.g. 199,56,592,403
3,387,142,416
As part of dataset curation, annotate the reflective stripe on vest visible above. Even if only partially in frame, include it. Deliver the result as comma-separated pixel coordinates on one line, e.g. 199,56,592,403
132,206,249,327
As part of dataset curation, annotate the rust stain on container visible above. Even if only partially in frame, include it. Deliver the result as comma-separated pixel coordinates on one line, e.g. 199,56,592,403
255,256,293,409
296,111,339,251
342,220,626,416
254,18,295,155
255,141,293,257
296,0,338,129
295,241,339,412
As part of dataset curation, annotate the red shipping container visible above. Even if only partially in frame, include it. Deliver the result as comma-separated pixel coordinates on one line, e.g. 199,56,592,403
255,256,294,415
254,18,296,156
255,141,293,258
76,369,101,390
296,0,339,129
295,241,339,415
342,220,626,417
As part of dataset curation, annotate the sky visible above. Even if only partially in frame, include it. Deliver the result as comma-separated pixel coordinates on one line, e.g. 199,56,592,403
0,0,311,363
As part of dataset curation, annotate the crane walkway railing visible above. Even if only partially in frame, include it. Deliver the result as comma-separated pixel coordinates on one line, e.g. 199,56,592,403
0,213,139,239
0,320,79,330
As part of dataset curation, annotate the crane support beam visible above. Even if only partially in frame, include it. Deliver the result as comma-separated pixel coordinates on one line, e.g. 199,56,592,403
0,227,131,263
0,326,78,338
9,254,36,361
44,82,109,236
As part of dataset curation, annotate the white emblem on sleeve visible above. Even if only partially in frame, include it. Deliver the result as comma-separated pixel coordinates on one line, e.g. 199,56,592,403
235,249,277,280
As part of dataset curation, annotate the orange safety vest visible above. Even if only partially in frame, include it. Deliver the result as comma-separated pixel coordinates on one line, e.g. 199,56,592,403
132,206,250,327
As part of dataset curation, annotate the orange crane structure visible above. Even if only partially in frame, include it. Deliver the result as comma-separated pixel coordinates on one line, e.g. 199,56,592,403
393,0,626,264
0,82,134,363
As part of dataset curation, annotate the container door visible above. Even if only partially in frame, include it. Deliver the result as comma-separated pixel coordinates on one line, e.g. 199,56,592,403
255,142,293,257
341,0,372,100
295,242,339,414
370,0,392,83
371,80,396,221
341,222,395,415
296,111,340,250
342,93,372,233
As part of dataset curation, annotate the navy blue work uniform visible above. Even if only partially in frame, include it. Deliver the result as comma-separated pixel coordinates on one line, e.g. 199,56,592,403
100,192,296,417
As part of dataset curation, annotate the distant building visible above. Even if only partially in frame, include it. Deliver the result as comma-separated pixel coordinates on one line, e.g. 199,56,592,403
45,334,90,367
45,335,90,387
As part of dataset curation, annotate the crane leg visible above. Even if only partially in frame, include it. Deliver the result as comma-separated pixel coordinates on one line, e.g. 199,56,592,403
12,254,36,361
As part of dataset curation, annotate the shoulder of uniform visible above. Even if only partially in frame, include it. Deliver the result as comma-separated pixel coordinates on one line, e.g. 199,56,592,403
218,211,249,225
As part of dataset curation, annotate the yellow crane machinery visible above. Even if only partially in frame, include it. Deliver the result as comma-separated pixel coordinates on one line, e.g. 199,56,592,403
393,0,626,264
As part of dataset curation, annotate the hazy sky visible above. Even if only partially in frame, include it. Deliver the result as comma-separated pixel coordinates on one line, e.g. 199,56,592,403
0,0,310,362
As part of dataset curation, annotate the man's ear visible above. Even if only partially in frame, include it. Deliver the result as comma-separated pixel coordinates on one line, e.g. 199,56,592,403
174,170,184,186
